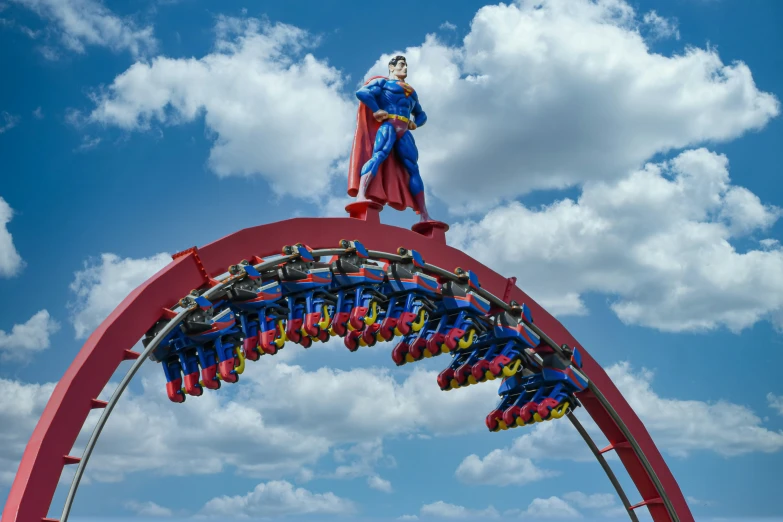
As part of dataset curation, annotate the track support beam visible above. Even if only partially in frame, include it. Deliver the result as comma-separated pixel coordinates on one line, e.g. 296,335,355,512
600,441,632,454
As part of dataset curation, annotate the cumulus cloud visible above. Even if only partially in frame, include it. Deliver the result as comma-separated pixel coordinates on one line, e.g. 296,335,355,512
86,16,355,200
420,501,499,519
450,149,783,332
0,196,24,277
0,379,56,485
7,0,156,58
36,353,500,486
563,492,616,510
362,0,779,211
608,362,783,457
0,111,20,133
367,474,393,493
455,417,596,486
455,450,559,486
460,362,783,480
68,252,170,339
642,10,680,40
522,496,582,518
123,500,173,517
239,363,500,442
331,439,395,492
200,480,355,517
768,393,783,416
0,310,60,361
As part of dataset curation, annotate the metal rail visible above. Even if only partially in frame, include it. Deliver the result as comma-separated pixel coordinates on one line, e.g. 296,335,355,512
58,244,665,522
60,307,192,522
567,412,640,522
588,382,678,521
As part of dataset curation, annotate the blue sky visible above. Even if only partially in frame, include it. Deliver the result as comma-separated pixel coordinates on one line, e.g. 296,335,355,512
1,0,782,521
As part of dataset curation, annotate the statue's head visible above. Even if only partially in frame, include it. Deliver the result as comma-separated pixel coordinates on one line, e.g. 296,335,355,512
388,55,407,80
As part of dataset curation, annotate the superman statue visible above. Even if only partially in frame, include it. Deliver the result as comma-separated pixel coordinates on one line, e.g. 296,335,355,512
347,55,433,222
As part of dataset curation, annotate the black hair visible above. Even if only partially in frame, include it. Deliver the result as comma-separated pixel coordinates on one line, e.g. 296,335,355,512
388,55,407,68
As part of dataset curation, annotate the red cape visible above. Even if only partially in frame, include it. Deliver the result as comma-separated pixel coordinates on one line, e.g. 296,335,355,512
347,76,419,213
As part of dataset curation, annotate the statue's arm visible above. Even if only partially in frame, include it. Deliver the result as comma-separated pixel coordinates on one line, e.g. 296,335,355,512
411,91,427,127
356,79,385,113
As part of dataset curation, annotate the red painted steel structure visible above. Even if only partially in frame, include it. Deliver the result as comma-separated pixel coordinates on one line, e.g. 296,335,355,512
1,208,694,522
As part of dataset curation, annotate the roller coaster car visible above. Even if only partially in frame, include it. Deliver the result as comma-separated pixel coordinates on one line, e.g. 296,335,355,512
383,248,438,343
226,262,288,358
471,305,541,382
439,333,514,390
330,240,387,349
485,376,535,431
435,268,491,354
143,319,195,403
492,345,588,431
403,311,491,368
278,244,335,347
179,294,242,387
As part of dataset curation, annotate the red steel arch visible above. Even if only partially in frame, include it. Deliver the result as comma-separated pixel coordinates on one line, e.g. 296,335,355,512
2,211,694,522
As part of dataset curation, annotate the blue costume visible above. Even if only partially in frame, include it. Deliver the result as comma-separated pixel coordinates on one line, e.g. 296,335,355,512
355,77,428,198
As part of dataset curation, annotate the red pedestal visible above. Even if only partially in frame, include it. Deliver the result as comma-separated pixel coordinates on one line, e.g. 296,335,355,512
345,200,383,224
411,220,449,243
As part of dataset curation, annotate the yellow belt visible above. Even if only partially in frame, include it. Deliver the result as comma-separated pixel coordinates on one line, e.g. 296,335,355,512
385,114,409,123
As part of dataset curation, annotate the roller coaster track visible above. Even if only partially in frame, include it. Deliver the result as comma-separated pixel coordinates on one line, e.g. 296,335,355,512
1,207,694,522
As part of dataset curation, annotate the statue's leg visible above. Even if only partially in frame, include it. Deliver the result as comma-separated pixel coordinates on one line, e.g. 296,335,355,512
396,131,431,222
357,123,396,201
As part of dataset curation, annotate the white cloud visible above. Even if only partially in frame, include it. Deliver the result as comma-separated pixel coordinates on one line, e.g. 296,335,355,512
362,0,778,211
68,252,170,339
45,355,500,486
0,378,56,485
0,310,60,361
563,491,615,510
450,149,783,332
200,480,355,517
439,21,457,31
123,500,173,517
398,515,419,521
0,111,20,133
523,496,582,518
331,439,395,489
86,16,355,200
457,362,783,484
607,362,783,457
455,450,558,486
420,501,499,519
240,363,501,441
70,366,335,483
74,134,101,152
0,196,24,277
32,106,43,119
8,0,156,57
367,474,393,493
642,10,680,40
768,393,783,415
455,418,596,486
